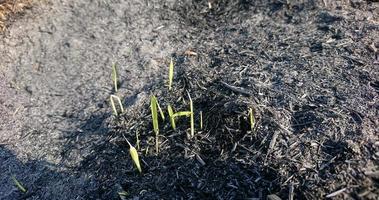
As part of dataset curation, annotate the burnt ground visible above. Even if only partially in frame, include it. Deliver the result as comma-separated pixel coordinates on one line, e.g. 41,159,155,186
0,0,379,199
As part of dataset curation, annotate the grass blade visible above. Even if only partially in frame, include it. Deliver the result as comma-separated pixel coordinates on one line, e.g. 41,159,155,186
125,138,142,173
167,104,176,130
129,145,142,173
150,95,159,153
110,96,118,116
249,108,255,131
11,175,27,193
111,63,118,92
150,96,159,135
188,92,194,138
155,97,165,120
110,95,124,116
168,58,174,90
173,111,192,117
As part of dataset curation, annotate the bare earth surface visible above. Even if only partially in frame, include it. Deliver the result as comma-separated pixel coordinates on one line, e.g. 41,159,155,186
1,0,179,199
0,0,379,199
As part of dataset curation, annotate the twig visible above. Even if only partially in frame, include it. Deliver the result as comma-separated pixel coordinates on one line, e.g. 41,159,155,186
196,154,206,166
220,81,252,96
326,188,347,198
200,111,203,130
264,131,279,163
341,55,365,65
268,131,279,151
238,143,256,154
289,183,294,200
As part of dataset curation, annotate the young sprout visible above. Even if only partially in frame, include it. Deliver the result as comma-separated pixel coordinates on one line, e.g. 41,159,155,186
173,111,192,117
150,95,164,153
11,175,27,193
111,63,118,92
168,105,192,131
168,57,174,90
167,104,176,130
150,96,160,132
200,111,203,130
125,137,142,173
156,97,165,121
249,107,255,131
110,95,124,116
150,96,159,152
188,92,194,138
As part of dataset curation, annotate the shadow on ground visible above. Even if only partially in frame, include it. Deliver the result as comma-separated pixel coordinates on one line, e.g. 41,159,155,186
0,145,99,200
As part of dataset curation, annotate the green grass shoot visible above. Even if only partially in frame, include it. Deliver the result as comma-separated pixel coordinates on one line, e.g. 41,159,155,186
155,97,165,120
167,104,176,130
125,138,142,173
168,58,174,90
110,95,124,116
11,175,27,193
188,92,194,138
249,108,255,131
111,63,118,92
200,111,203,130
168,106,192,131
150,95,160,153
150,96,160,134
173,111,192,117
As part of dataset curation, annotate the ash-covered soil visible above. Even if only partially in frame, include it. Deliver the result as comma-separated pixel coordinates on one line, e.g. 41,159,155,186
1,0,379,199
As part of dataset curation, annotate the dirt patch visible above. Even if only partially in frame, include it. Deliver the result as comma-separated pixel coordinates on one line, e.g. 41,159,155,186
0,0,379,199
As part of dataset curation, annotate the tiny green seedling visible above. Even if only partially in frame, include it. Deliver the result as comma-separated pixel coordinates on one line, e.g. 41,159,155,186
173,111,192,117
249,108,255,131
167,93,194,137
168,58,174,90
156,97,165,121
151,96,159,154
111,63,118,92
110,95,124,116
12,175,27,193
151,95,165,153
150,96,159,135
168,107,193,131
124,137,142,173
188,92,195,138
151,95,165,121
167,104,176,130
